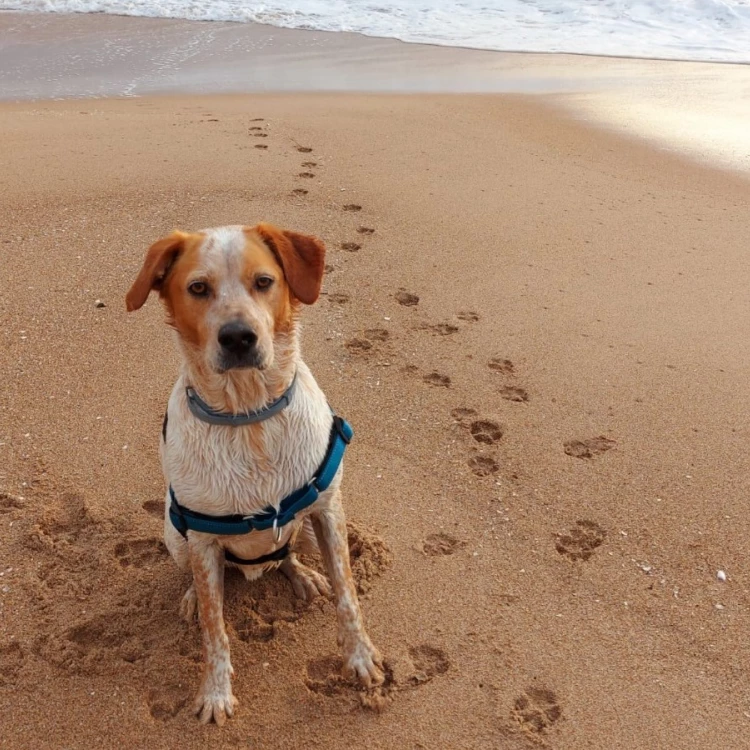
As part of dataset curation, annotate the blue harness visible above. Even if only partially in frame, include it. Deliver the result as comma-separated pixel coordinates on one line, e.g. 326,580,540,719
164,376,352,566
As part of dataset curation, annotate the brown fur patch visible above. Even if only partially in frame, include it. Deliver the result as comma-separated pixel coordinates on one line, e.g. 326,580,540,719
253,223,326,305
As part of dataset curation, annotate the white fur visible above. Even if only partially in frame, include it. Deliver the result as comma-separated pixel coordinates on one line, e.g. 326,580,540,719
162,361,335,568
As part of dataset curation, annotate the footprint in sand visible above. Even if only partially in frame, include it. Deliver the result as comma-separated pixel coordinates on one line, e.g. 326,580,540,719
364,328,389,342
301,161,317,168
141,499,164,518
467,455,499,477
451,406,478,421
0,491,25,515
305,654,350,697
250,118,264,122
469,420,504,444
254,144,268,150
253,133,268,138
248,126,264,131
488,357,515,375
457,311,480,322
488,357,531,402
234,609,275,643
343,204,362,212
512,687,562,734
327,293,350,305
563,436,616,459
35,607,161,674
422,532,465,557
341,241,361,252
347,521,392,594
357,226,375,235
423,372,451,388
296,146,313,153
555,520,606,561
499,385,529,403
345,338,373,353
451,410,500,475
395,290,419,307
345,328,391,354
304,655,395,710
114,538,167,569
292,188,308,196
0,642,24,687
147,685,188,721
425,323,459,336
407,644,450,686
324,264,335,275
298,172,315,179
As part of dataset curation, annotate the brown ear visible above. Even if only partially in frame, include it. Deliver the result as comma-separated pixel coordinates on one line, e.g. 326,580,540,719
255,223,326,305
125,232,186,312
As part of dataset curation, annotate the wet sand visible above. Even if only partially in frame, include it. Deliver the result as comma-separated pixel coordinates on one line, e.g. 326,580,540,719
2,11,750,171
2,13,750,750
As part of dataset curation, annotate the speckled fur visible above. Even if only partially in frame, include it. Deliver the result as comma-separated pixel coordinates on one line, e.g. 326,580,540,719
127,225,384,725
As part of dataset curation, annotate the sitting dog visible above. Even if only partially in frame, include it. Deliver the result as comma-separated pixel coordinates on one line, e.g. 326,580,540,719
126,224,384,724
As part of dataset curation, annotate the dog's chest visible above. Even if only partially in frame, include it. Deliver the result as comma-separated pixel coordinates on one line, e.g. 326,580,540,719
165,389,332,516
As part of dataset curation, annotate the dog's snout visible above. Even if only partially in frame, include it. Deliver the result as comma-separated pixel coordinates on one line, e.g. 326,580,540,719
218,321,258,355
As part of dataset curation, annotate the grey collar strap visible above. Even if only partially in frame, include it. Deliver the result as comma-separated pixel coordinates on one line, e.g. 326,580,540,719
185,372,298,427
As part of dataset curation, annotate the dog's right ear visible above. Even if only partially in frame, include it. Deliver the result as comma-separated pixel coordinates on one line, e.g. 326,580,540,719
126,232,186,312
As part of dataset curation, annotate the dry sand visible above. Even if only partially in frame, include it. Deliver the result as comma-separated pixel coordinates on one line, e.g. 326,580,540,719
2,78,750,750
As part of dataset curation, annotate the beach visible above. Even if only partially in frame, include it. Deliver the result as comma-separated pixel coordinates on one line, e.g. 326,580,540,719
2,11,750,750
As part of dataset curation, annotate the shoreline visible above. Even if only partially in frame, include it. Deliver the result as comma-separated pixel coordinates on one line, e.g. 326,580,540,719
4,8,750,66
2,11,750,173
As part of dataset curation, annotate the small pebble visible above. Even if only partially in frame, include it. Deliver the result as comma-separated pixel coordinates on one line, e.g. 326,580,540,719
95,299,106,308
717,570,727,582
715,603,725,610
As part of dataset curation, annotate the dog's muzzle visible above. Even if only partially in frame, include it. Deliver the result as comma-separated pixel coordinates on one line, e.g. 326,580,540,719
217,320,262,371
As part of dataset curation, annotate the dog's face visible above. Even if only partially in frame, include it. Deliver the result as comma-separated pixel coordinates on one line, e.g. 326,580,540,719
126,224,325,373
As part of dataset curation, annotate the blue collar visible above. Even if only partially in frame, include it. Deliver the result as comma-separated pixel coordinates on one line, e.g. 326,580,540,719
185,372,298,427
168,414,353,563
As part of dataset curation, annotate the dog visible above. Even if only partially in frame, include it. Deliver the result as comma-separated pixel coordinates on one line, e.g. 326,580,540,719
126,224,384,724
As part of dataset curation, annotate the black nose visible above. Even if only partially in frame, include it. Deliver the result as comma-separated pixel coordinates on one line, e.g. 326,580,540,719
218,321,258,355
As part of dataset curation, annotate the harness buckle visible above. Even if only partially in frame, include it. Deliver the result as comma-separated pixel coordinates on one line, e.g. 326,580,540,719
272,516,282,544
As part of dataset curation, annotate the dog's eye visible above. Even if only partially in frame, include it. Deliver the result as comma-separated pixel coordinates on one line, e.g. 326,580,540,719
188,281,210,298
255,276,274,291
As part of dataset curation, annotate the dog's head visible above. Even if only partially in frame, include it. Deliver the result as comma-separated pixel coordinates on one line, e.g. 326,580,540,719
126,224,325,373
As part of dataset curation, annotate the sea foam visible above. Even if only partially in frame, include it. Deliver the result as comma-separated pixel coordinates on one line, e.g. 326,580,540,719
2,0,749,63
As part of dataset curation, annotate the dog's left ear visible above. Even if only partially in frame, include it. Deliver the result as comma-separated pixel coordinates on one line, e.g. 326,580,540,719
255,223,326,305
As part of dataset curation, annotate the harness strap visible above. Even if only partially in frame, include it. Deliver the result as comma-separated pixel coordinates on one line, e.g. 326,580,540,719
167,415,352,565
224,541,290,566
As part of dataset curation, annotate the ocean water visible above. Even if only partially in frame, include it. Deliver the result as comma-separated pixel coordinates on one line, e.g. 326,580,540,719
1,0,749,63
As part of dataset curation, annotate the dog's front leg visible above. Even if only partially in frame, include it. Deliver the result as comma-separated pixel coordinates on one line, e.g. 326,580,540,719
311,500,384,687
189,538,237,725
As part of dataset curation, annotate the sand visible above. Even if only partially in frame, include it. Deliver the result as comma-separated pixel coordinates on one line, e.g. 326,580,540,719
2,21,750,750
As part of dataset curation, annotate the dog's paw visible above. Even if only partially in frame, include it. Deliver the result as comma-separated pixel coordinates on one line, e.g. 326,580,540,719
193,678,237,726
343,637,385,688
180,584,197,622
281,556,332,602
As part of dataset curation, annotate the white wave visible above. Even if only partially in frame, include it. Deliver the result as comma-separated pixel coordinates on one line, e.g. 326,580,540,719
2,0,750,63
